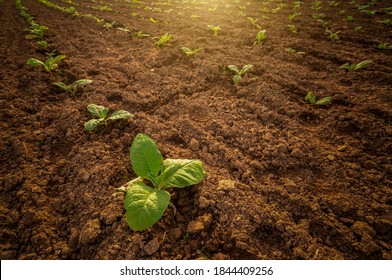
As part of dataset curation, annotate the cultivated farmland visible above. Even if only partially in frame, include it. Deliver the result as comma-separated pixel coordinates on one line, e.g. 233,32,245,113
0,0,391,260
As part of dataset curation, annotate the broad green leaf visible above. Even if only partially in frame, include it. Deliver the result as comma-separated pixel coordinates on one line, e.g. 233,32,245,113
316,97,332,106
340,63,354,71
354,60,372,70
181,47,191,54
87,104,109,118
156,159,206,189
53,82,68,91
233,74,242,85
84,119,101,131
73,79,93,86
108,110,134,121
124,181,170,231
26,58,45,67
305,91,316,104
228,65,240,74
47,55,66,65
130,134,163,184
25,34,38,40
240,64,253,75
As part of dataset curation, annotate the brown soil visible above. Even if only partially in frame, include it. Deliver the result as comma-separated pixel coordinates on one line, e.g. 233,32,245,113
1,0,391,260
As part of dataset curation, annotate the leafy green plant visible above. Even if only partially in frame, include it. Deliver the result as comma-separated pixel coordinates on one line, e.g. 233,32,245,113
26,54,66,73
377,42,391,50
378,19,391,26
207,25,220,36
305,91,332,106
25,23,48,40
36,40,49,50
84,104,133,131
254,30,267,44
116,134,206,231
153,33,172,48
287,48,305,55
289,12,301,21
135,31,150,38
53,79,92,96
346,15,355,22
288,24,298,34
228,64,253,85
103,21,115,28
181,47,203,57
326,29,341,40
247,17,261,29
340,60,372,71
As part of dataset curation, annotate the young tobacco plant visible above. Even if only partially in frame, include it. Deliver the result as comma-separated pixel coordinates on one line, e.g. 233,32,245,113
340,60,372,71
25,23,48,40
53,79,92,96
305,91,332,106
254,30,267,44
84,104,133,131
181,47,203,57
228,64,253,85
26,54,66,73
153,33,172,48
207,25,220,36
116,134,206,231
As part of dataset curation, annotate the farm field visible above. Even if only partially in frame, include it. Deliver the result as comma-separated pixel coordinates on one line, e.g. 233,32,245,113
0,0,391,260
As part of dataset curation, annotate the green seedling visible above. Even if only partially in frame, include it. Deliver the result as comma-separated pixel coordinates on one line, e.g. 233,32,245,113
116,134,206,231
247,17,261,29
254,30,267,44
288,24,298,34
289,12,301,21
103,21,115,28
116,27,131,33
228,64,253,85
181,47,203,57
328,1,340,7
135,31,150,38
84,104,133,131
25,23,48,40
378,19,391,26
207,25,220,36
377,42,391,50
153,33,172,48
36,40,49,50
326,29,341,40
340,60,372,71
287,48,305,55
346,15,355,22
26,54,66,73
53,79,92,96
354,26,362,31
305,91,332,106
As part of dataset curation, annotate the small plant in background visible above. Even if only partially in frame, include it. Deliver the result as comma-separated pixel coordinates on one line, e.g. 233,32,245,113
84,104,133,131
116,133,206,231
288,24,298,34
26,54,66,74
36,40,49,50
288,12,301,21
254,30,267,44
378,19,391,26
153,33,172,48
326,29,341,40
135,31,150,38
247,17,261,29
53,79,92,96
207,25,220,36
305,91,332,106
345,15,355,22
287,48,305,55
181,47,203,57
25,23,48,40
228,64,253,85
377,42,391,50
103,21,116,28
340,60,372,71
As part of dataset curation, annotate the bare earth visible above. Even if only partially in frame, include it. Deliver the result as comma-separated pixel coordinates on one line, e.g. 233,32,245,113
0,0,391,260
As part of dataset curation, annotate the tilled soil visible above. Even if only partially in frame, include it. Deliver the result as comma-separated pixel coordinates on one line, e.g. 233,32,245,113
0,0,391,260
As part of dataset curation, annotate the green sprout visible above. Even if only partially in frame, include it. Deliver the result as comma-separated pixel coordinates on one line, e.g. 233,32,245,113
228,64,253,85
26,54,66,73
247,17,261,29
53,79,92,96
25,23,48,40
181,47,203,57
377,42,391,50
135,31,150,38
288,24,298,34
326,29,341,40
305,91,332,106
153,33,172,48
340,60,372,71
84,104,133,131
207,25,220,36
116,134,206,231
254,30,267,44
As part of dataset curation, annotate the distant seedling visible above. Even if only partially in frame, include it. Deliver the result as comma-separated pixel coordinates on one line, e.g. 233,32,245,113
305,91,332,106
153,33,172,48
377,42,391,50
247,17,261,29
135,31,150,38
326,29,341,40
254,30,267,44
84,104,133,131
228,64,253,85
340,60,372,71
53,79,92,96
26,54,66,73
207,25,220,36
25,23,48,40
181,47,203,57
